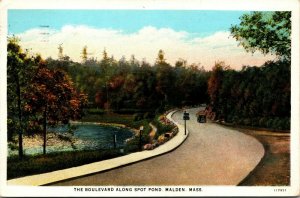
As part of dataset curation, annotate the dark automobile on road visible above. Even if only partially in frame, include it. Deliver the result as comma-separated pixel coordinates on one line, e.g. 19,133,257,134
197,114,206,123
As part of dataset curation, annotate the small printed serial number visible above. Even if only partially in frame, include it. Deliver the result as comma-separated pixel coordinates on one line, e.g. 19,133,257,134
274,188,286,192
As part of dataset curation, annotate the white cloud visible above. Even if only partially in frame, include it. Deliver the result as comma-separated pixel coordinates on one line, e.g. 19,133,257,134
16,25,275,70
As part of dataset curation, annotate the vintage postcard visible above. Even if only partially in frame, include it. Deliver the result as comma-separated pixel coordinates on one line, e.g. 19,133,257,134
0,0,299,197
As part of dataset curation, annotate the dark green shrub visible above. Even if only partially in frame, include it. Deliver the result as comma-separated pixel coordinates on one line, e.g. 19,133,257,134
258,117,268,128
236,119,243,125
272,117,282,129
231,116,240,125
133,113,144,121
266,118,274,128
143,112,155,119
243,118,251,126
152,116,174,137
124,143,139,153
114,109,141,114
251,117,259,127
155,106,165,115
8,142,18,150
87,108,105,115
283,118,290,130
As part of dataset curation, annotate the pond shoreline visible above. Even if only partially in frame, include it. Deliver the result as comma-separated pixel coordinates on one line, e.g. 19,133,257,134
8,121,136,157
8,132,85,156
70,120,139,135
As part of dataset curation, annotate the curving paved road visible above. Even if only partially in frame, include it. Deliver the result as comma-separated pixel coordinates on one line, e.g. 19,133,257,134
51,107,264,186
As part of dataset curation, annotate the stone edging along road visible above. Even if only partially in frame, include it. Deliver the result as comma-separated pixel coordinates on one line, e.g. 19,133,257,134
7,110,189,186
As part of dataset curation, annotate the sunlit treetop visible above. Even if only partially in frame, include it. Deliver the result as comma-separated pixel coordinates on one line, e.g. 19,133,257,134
230,11,291,61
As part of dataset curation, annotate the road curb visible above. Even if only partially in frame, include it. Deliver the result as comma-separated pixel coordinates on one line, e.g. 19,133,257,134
7,110,189,186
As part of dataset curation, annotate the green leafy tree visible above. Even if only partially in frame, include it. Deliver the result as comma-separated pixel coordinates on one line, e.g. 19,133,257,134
7,37,38,158
230,11,291,60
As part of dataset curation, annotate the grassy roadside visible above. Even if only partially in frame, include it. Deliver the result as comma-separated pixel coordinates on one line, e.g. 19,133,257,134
7,149,123,180
233,127,290,186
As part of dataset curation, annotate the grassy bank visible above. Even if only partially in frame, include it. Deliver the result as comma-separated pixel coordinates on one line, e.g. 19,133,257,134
80,112,151,131
7,149,123,180
234,128,290,186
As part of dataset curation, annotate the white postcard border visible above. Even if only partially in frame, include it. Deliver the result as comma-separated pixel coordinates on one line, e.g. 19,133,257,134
0,0,299,197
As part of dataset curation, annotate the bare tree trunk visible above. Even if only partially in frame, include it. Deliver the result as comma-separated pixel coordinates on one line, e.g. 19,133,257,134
16,76,23,159
43,103,47,155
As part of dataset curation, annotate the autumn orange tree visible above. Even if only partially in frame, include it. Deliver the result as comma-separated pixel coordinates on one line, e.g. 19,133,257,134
207,62,230,113
25,62,88,154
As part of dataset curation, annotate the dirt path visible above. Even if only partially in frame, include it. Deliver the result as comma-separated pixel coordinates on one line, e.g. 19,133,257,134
51,107,264,186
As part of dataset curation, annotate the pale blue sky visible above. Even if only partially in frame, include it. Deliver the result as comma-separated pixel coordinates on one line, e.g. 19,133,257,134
8,10,249,37
8,10,275,69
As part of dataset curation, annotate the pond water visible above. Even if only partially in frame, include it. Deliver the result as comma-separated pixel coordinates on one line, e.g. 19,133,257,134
54,124,134,150
9,123,135,156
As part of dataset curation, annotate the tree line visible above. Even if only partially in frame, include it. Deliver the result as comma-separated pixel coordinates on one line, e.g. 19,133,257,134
207,60,290,130
46,49,210,113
